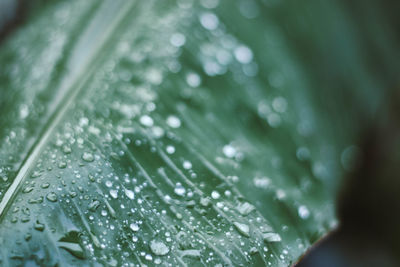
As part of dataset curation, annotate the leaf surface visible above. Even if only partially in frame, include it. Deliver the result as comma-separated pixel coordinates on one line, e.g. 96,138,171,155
0,0,394,266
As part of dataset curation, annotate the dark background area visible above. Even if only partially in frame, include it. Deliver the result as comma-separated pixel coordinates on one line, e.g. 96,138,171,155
1,1,399,266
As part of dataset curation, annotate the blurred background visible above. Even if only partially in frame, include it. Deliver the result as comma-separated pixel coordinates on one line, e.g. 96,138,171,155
1,0,399,266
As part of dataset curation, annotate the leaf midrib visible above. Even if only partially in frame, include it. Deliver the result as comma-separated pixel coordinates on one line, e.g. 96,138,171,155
0,0,138,219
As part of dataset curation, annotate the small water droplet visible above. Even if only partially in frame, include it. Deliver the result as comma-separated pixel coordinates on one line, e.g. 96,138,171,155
88,200,100,212
182,161,192,169
130,223,139,232
234,222,250,237
200,12,219,30
174,183,186,196
263,232,281,242
166,115,181,128
186,72,201,87
234,45,253,64
82,152,94,162
166,145,175,154
125,189,135,200
170,32,186,47
140,115,154,127
211,191,220,199
150,240,169,256
58,161,67,169
298,205,310,219
223,145,236,158
23,187,34,194
34,220,45,231
46,192,58,202
110,189,118,199
236,202,255,216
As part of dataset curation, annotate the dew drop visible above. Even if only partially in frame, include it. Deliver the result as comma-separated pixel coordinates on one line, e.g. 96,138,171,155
174,183,186,196
222,145,236,158
263,232,281,242
166,145,175,154
150,240,170,256
234,222,250,237
200,12,219,30
109,189,118,199
140,115,154,127
125,189,135,200
88,200,100,212
182,160,192,169
166,115,181,128
46,192,58,202
236,202,255,216
34,220,45,231
234,45,253,64
298,205,310,219
130,223,139,232
211,190,220,199
82,152,94,162
170,33,186,47
186,72,201,87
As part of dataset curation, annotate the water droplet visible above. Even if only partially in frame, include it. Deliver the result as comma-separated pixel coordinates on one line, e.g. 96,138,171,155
253,177,271,189
46,192,58,202
82,152,94,162
166,145,175,154
174,183,186,196
140,115,154,127
182,161,192,169
23,187,34,194
166,115,181,128
150,240,169,256
58,161,67,169
234,45,253,64
200,12,219,30
267,113,281,128
88,200,100,212
296,147,310,161
130,223,139,232
170,33,186,47
34,220,45,231
236,202,255,216
222,145,236,158
41,183,50,189
19,104,29,119
298,205,310,219
125,189,135,200
272,97,287,113
110,189,118,199
62,145,72,154
211,191,220,199
186,72,201,87
234,222,250,237
200,197,211,207
263,232,281,242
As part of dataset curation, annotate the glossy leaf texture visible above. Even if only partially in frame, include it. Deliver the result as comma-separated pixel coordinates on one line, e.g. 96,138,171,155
0,0,395,266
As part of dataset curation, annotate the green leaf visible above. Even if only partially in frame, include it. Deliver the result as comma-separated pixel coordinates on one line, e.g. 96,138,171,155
0,0,393,266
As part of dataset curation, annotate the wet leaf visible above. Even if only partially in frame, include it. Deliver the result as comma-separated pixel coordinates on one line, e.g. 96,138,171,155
0,0,395,266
